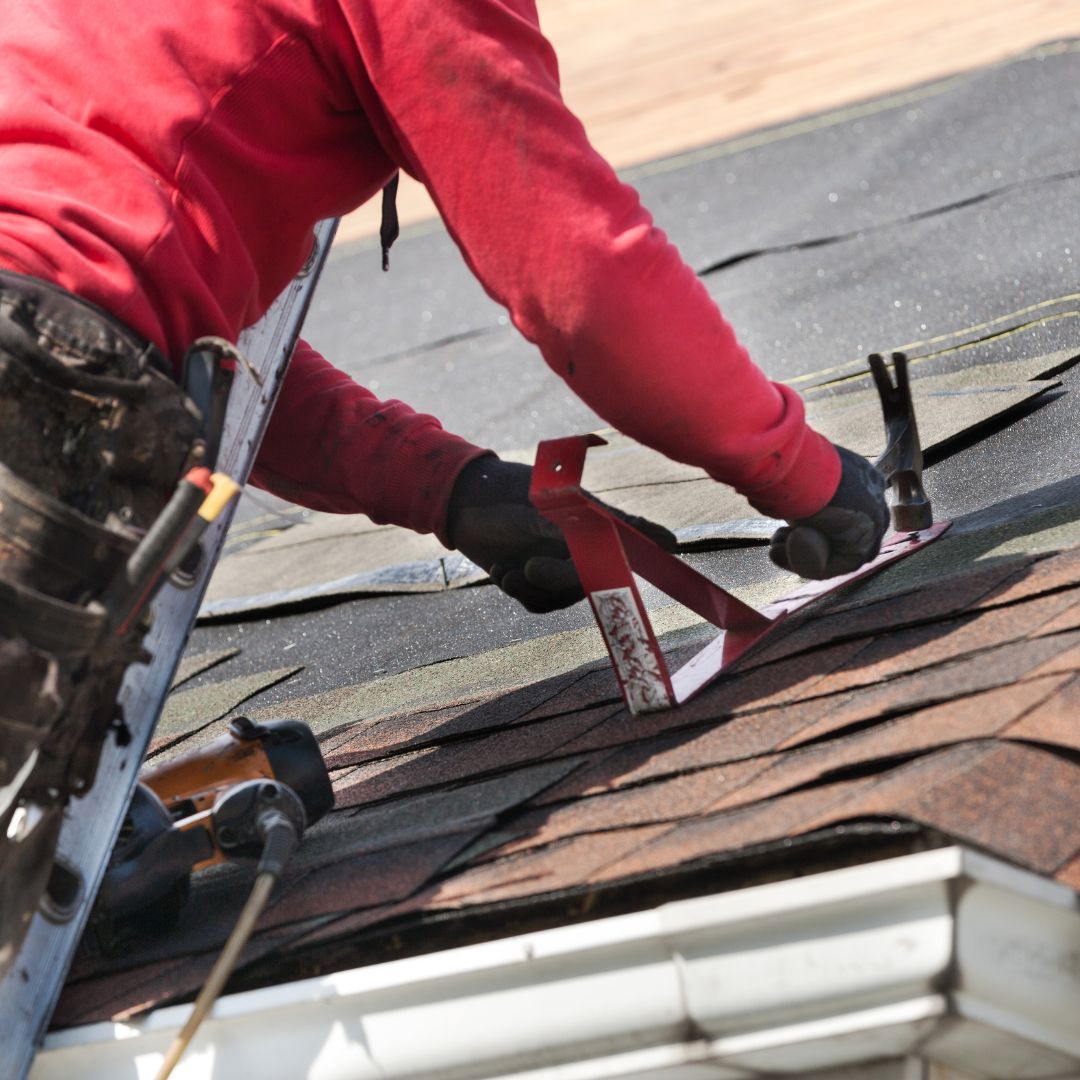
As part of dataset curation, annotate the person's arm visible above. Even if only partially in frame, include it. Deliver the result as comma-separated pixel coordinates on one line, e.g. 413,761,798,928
252,340,679,610
249,338,489,541
326,0,840,520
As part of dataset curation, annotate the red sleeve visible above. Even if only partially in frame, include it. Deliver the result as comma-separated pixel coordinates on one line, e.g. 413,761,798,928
249,339,489,541
327,0,839,519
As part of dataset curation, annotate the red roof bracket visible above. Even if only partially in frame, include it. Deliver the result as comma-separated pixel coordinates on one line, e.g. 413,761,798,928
531,434,950,715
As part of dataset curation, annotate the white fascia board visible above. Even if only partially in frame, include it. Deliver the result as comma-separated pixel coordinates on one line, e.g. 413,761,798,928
31,846,1080,1080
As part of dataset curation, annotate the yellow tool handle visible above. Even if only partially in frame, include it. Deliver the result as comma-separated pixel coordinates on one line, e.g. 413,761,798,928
198,471,241,522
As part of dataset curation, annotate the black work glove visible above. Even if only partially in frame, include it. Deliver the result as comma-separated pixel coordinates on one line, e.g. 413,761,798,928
768,445,890,580
446,454,677,613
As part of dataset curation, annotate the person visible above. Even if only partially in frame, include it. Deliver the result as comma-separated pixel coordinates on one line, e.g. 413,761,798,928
0,0,887,970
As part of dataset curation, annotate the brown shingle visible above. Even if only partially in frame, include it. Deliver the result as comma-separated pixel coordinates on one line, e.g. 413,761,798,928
601,742,1080,884
779,631,1080,749
1030,598,1080,637
491,759,761,858
1004,674,1080,752
566,711,815,794
598,777,879,882
431,825,672,907
712,676,1069,813
262,829,481,928
532,632,1080,808
971,548,1080,609
514,666,623,722
1027,638,1080,678
549,638,873,768
744,557,1032,668
320,699,486,768
806,742,1080,875
320,673,602,770
552,696,830,784
262,889,440,955
1056,854,1080,891
804,590,1080,700
55,919,315,1027
333,706,613,809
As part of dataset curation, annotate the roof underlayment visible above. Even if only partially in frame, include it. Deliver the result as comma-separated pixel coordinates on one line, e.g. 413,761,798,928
39,41,1080,1076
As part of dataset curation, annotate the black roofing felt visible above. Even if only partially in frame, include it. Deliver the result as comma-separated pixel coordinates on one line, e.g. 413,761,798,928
708,180,1080,381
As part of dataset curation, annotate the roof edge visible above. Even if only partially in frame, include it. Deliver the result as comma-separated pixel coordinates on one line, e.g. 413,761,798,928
32,846,1080,1080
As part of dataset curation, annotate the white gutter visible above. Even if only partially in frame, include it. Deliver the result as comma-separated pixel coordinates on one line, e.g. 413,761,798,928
31,846,1080,1080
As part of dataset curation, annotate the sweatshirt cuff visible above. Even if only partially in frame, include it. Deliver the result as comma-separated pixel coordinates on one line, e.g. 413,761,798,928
741,427,842,521
400,433,493,547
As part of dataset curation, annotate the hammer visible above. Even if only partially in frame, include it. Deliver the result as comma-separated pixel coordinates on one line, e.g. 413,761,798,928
869,351,933,532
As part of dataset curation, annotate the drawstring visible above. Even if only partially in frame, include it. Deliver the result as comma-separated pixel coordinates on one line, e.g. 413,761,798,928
380,172,400,272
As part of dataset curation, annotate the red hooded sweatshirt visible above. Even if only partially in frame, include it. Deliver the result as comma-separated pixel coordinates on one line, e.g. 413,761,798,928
0,0,839,540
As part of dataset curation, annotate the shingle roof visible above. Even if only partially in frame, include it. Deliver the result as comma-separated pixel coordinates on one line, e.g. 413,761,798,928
51,40,1080,1031
54,538,1080,1026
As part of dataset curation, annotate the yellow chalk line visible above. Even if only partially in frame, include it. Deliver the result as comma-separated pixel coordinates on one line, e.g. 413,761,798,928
790,294,1080,388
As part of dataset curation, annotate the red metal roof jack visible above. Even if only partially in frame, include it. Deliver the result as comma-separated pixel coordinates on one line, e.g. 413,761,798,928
530,352,949,715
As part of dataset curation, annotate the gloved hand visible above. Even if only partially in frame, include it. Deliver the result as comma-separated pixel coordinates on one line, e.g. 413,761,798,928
768,445,890,580
446,454,677,613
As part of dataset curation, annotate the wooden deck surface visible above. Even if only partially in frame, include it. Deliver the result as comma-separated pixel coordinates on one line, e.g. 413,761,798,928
337,0,1080,243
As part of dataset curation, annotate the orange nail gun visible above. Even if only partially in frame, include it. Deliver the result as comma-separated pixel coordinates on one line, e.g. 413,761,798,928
86,716,332,951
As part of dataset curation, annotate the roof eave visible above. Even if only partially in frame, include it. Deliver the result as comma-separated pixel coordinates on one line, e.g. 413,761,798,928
33,845,1080,1080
